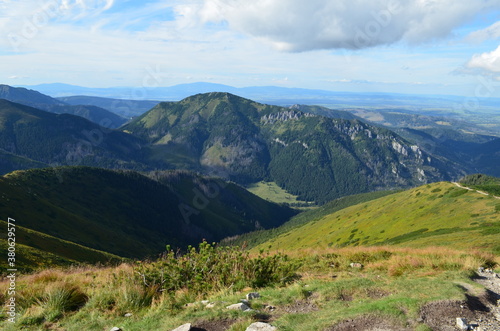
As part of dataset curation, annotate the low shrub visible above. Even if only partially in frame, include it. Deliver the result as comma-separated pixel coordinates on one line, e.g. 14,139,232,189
134,241,301,295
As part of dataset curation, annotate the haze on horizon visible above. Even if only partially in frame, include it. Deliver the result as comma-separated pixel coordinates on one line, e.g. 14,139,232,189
1,0,500,98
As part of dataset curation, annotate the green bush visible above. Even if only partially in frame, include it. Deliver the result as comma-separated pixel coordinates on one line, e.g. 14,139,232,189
134,241,301,295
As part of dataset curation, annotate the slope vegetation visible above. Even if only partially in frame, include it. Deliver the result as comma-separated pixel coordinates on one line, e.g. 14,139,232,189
0,167,295,262
255,181,500,254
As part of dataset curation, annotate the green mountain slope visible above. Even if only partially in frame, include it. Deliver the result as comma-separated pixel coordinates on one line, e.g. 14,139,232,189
0,99,145,172
0,85,127,128
222,190,399,248
254,181,500,254
123,92,463,203
0,150,47,174
0,166,296,260
0,219,123,270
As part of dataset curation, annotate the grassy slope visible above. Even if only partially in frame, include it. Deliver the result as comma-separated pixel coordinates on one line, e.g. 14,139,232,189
254,182,500,254
0,167,295,262
223,190,399,248
0,219,123,271
0,150,47,175
245,181,312,206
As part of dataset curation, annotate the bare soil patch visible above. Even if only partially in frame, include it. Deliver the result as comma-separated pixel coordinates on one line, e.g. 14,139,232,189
325,314,411,331
191,318,237,331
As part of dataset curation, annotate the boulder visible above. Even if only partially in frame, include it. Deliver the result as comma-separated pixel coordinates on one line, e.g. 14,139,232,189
226,302,252,311
246,292,261,300
245,322,277,331
172,323,192,331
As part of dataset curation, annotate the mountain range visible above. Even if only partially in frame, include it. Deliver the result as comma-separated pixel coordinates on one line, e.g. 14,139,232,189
0,83,499,271
1,84,500,202
0,88,474,203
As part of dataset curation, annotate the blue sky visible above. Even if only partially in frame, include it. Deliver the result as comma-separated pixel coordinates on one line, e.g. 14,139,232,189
1,0,499,97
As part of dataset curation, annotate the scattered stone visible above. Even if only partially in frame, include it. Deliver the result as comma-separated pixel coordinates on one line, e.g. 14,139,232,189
240,299,250,305
226,302,252,311
456,317,469,330
478,267,485,273
245,322,277,331
110,328,122,331
172,323,192,331
205,302,217,308
497,299,500,307
494,311,500,322
246,292,261,300
184,302,197,308
350,262,363,268
201,300,209,305
124,313,133,317
264,305,276,311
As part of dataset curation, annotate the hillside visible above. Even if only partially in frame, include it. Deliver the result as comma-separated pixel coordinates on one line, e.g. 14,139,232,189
0,85,127,128
123,92,463,203
254,181,500,254
0,99,145,173
0,166,295,263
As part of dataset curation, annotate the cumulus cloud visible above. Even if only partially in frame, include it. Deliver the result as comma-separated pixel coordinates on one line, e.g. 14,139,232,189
195,0,500,51
466,45,500,75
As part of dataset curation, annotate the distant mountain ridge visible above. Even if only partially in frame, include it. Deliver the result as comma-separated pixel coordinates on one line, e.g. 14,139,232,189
20,82,500,110
0,99,145,171
57,95,159,118
0,85,127,128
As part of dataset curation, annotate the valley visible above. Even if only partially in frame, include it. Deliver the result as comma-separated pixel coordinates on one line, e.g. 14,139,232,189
0,85,499,331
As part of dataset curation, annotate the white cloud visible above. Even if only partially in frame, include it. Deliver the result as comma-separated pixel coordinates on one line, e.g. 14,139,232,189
466,45,500,74
466,21,500,43
194,0,500,51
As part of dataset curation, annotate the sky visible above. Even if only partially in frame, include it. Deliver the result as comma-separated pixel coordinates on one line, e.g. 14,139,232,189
1,0,500,97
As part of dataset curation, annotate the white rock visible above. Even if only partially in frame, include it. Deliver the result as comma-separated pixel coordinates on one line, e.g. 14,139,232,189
456,317,468,330
245,322,277,331
205,302,217,308
172,323,192,331
110,328,122,331
226,302,251,311
124,313,133,317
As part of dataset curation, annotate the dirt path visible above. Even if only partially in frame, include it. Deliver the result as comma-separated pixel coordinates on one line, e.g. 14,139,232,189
452,182,500,199
468,269,500,331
